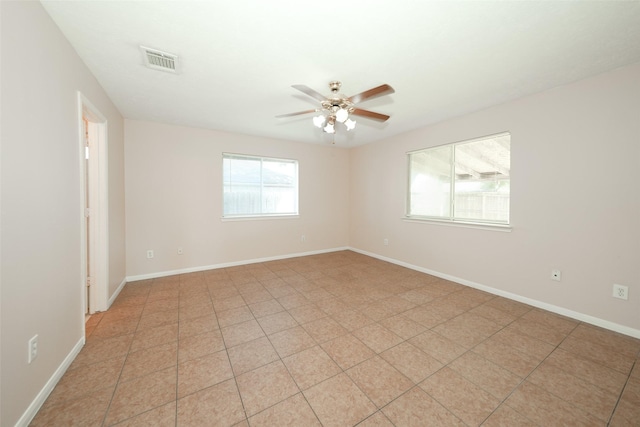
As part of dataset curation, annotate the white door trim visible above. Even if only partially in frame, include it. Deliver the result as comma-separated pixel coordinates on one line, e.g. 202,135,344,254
78,92,109,316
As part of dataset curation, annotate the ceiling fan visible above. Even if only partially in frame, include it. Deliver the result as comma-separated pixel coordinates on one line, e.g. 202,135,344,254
276,81,394,135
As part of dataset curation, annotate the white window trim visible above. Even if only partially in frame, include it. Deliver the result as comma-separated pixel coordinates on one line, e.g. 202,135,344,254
403,216,512,232
221,214,300,222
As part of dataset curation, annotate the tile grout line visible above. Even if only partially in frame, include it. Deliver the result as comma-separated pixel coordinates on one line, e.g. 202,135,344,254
220,275,261,425
99,283,151,426
605,358,636,426
34,253,640,426
490,320,622,425
392,297,529,426
259,267,402,425
471,318,579,426
244,267,484,425
173,276,184,427
240,265,375,424
375,293,593,426
300,269,387,425
248,271,323,425
536,320,634,425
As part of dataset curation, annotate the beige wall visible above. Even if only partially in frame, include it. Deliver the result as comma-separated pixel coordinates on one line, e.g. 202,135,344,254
125,120,350,278
350,63,640,333
0,2,126,425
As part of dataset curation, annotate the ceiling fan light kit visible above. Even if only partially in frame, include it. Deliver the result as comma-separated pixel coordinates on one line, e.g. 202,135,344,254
344,118,356,131
277,80,394,139
323,117,336,134
335,108,349,123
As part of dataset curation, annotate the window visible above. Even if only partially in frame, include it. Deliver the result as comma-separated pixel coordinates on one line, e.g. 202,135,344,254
407,133,510,225
223,153,298,218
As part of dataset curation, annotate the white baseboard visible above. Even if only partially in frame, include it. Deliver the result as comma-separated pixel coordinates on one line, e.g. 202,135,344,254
349,247,640,339
126,247,350,282
125,245,638,338
16,246,636,426
15,336,85,427
108,277,127,307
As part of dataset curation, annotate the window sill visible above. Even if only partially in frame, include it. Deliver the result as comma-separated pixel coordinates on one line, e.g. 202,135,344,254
222,214,300,222
403,217,512,232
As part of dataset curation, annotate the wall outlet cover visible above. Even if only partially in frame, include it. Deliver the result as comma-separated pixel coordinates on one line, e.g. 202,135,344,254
613,284,629,300
28,335,38,364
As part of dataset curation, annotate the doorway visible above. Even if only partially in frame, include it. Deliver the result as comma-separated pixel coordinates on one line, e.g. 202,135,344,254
79,92,109,318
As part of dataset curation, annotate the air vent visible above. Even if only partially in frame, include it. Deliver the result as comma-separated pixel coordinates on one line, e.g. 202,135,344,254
140,46,178,73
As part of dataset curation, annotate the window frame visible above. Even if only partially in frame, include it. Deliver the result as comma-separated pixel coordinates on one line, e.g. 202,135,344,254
405,132,511,228
222,152,299,219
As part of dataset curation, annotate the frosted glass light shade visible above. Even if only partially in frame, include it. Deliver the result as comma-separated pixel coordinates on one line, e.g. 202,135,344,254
335,108,349,123
312,115,325,128
344,118,356,131
323,122,335,133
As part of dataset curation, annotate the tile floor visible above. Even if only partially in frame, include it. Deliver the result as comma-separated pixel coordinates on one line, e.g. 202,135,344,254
31,251,640,426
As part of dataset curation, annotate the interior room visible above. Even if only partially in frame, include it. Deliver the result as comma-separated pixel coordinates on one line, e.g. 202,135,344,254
1,1,639,426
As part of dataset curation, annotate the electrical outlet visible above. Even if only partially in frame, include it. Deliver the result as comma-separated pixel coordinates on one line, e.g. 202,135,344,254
28,335,38,364
383,238,389,246
177,247,183,255
551,269,562,281
146,250,154,259
613,284,629,300
301,235,306,242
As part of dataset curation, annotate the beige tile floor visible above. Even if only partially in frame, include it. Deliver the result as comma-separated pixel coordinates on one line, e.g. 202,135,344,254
31,251,640,426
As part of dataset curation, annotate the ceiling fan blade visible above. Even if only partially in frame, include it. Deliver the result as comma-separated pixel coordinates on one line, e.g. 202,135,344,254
291,84,327,102
275,109,319,118
348,84,395,104
351,108,391,122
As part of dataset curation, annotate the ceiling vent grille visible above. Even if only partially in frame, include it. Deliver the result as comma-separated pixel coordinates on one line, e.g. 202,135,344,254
140,46,178,73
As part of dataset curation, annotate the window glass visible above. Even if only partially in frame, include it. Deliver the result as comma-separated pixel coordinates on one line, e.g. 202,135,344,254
223,154,298,217
408,133,510,224
409,145,451,218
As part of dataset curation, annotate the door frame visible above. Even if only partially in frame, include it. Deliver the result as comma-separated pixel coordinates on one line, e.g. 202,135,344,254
78,92,109,316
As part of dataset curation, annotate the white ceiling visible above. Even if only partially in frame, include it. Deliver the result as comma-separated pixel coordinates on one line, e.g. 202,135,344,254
41,0,640,147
